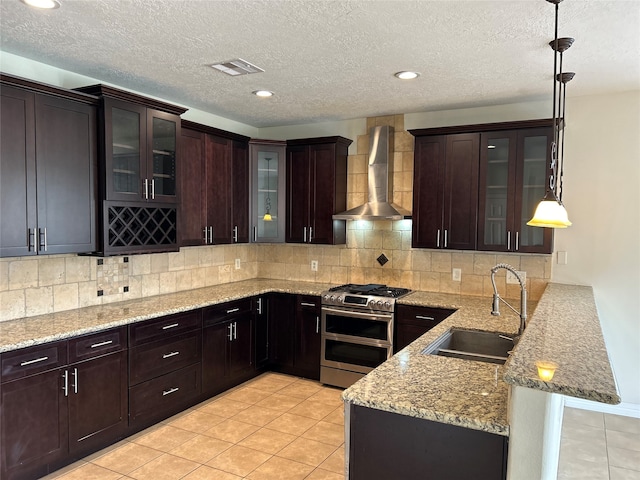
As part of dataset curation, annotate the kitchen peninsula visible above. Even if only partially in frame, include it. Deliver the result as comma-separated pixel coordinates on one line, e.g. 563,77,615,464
343,283,620,480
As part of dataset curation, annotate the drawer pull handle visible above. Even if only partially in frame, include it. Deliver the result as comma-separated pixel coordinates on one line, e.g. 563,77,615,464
162,387,179,396
162,323,179,330
415,315,435,321
162,351,180,359
90,340,113,348
20,356,49,367
226,308,240,314
301,302,316,307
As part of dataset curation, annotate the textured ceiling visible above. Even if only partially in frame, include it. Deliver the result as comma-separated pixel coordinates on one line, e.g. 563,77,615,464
1,0,639,127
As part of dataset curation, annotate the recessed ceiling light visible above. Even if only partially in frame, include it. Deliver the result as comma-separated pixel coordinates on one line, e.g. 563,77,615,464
19,0,60,8
253,90,274,98
394,71,420,80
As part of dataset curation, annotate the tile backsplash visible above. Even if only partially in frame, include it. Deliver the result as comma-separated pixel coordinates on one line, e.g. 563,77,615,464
0,114,550,322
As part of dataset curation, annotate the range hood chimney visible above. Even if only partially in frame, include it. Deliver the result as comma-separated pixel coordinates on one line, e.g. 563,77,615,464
333,125,411,221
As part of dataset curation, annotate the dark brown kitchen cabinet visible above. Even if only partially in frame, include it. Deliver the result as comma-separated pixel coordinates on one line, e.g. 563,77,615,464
348,404,508,480
394,305,455,353
1,341,68,480
179,121,251,246
411,133,479,250
0,76,98,258
478,127,554,253
128,311,202,429
286,136,351,245
268,293,296,373
74,84,187,255
66,329,128,456
202,299,255,396
0,328,127,480
294,295,322,380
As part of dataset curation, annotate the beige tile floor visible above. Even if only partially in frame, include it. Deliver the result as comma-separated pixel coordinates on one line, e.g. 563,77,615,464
41,374,640,480
43,373,345,480
558,407,640,480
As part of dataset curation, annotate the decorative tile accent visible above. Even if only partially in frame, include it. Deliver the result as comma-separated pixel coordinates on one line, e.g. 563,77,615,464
96,257,130,296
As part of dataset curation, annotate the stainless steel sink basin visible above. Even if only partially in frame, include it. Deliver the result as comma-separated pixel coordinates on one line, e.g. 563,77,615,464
421,328,514,365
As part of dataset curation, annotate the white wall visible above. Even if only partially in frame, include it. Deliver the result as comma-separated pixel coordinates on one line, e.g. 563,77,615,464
553,91,640,408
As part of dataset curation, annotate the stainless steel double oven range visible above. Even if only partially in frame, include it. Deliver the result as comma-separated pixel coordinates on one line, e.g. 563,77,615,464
320,283,411,388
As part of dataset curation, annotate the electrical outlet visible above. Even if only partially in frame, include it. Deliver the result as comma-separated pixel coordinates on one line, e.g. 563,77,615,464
311,260,318,271
557,251,568,265
452,268,462,282
507,270,526,285
235,258,241,270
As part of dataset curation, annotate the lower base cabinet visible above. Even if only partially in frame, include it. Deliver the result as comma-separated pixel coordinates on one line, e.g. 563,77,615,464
1,328,128,480
202,299,255,396
348,404,508,480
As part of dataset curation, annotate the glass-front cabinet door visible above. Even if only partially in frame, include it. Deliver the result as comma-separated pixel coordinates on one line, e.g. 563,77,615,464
107,101,146,201
250,140,286,242
515,128,553,253
478,127,553,254
104,98,178,203
478,132,516,251
149,112,178,202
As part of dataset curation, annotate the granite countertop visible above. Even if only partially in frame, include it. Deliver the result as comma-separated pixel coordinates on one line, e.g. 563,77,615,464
0,279,332,353
503,283,620,404
343,283,621,437
344,292,522,436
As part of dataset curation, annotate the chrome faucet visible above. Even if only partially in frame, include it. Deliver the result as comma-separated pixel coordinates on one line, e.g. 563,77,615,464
490,263,527,337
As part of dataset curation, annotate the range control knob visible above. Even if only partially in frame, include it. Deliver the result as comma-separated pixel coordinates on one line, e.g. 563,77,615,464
323,294,330,301
337,296,344,303
330,295,336,302
384,301,392,309
376,300,384,307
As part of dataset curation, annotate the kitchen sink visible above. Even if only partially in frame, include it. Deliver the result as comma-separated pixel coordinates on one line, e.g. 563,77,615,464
421,328,514,365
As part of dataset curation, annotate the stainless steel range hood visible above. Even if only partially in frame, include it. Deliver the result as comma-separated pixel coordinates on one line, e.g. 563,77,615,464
333,125,411,221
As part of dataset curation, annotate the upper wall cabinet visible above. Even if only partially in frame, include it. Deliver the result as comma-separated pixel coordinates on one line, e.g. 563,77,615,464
0,75,98,258
249,140,287,243
179,121,251,246
286,136,351,245
75,85,187,255
410,119,554,254
478,127,553,253
411,133,480,250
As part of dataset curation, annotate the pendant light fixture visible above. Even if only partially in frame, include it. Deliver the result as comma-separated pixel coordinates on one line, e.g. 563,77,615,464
263,157,273,222
528,0,575,228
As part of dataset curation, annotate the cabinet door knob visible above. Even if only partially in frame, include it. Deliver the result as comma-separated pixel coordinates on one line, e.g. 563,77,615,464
233,226,238,243
444,229,448,248
27,228,35,252
303,227,307,243
62,370,69,397
203,227,208,244
151,179,155,200
436,229,441,248
507,231,512,251
515,231,520,251
143,178,149,200
38,227,47,252
309,227,313,243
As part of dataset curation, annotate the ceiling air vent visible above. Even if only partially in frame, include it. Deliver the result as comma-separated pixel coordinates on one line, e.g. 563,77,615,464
209,58,264,76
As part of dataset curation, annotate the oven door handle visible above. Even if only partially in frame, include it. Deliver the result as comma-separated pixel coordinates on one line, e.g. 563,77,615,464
321,306,393,321
322,332,392,348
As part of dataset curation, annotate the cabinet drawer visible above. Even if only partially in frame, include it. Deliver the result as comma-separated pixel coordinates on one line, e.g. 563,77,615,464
129,310,202,346
203,298,252,327
129,363,201,427
1,341,67,383
69,327,127,363
129,331,201,385
396,306,455,327
297,295,321,312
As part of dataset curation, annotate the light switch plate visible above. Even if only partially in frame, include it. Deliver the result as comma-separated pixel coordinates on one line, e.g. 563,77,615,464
235,258,241,270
